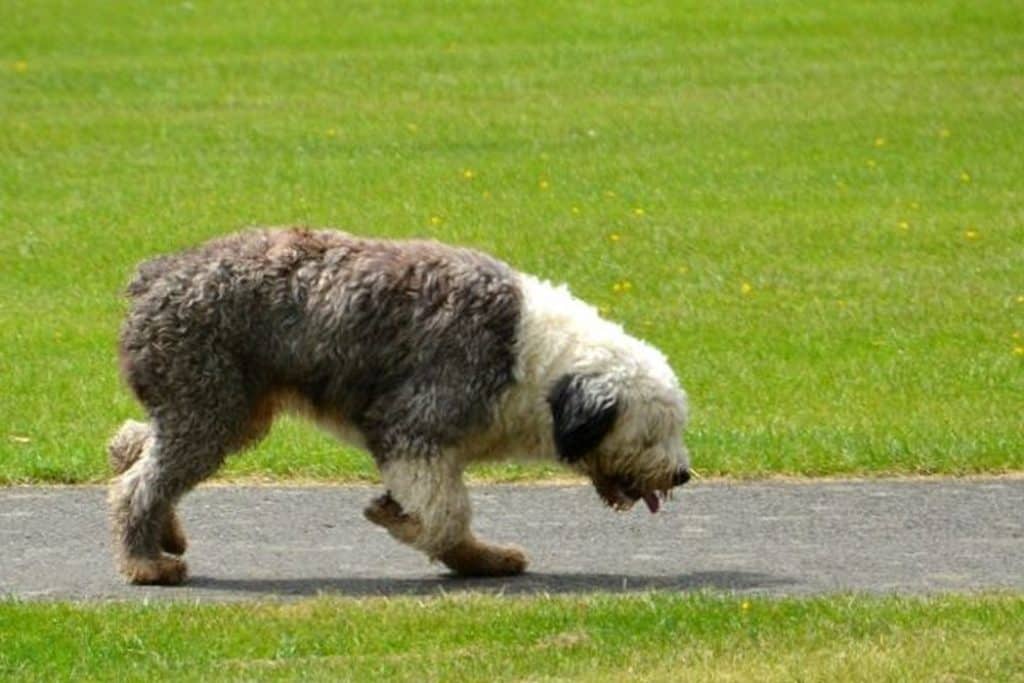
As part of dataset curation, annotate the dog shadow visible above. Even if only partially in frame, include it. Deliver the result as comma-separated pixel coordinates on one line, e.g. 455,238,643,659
186,570,795,597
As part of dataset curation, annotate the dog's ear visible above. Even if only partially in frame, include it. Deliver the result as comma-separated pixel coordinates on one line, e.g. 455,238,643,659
547,373,619,462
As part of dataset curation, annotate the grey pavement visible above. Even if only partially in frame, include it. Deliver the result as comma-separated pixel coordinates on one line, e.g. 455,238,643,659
1,479,1021,601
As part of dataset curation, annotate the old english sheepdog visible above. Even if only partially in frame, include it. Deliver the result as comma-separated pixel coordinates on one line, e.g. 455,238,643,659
108,228,691,584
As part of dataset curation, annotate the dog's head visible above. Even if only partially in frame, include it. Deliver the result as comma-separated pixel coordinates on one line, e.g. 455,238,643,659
547,370,691,513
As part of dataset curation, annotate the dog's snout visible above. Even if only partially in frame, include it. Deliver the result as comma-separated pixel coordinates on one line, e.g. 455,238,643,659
673,468,691,486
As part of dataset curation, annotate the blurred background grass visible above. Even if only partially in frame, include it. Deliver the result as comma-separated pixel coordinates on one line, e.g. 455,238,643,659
1,1,1022,482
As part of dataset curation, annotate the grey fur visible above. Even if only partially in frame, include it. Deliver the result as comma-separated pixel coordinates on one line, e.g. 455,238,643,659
120,228,520,455
109,228,522,583
108,226,692,585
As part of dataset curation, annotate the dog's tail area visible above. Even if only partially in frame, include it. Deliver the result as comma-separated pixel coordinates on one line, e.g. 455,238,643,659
125,255,178,299
108,420,153,474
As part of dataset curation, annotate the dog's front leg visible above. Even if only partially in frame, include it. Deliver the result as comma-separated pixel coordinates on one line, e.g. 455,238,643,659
364,456,528,577
435,531,529,577
363,491,423,545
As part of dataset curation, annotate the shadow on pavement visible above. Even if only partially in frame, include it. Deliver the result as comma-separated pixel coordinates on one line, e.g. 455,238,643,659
187,570,795,597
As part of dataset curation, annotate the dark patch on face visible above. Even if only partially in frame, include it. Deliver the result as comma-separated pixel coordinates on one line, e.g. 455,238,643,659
547,373,618,462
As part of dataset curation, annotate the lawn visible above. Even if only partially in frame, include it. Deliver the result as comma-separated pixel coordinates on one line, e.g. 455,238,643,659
2,593,1022,681
2,0,1022,483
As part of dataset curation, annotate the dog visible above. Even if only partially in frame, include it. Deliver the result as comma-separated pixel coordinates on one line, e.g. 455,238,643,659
108,228,692,584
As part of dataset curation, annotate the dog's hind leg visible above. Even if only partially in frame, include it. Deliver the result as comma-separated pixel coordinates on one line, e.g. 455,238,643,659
109,439,191,585
108,420,187,556
108,368,257,585
110,425,245,584
365,455,528,577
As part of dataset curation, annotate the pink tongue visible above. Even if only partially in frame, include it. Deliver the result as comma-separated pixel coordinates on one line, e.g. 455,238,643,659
642,492,660,513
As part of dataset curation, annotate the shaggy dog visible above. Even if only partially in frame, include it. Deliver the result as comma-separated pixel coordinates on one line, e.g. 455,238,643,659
108,228,692,584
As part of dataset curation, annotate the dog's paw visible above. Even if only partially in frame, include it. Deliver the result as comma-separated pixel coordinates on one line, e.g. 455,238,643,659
123,556,188,586
363,492,404,526
364,492,423,544
439,539,529,577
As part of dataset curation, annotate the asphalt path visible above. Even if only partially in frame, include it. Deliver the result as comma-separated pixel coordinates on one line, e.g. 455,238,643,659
1,480,1021,601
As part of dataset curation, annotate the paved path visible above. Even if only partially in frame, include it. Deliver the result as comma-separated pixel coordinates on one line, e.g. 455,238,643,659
1,480,1021,601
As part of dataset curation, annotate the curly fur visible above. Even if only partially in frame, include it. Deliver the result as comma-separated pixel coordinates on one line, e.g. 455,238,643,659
108,227,691,584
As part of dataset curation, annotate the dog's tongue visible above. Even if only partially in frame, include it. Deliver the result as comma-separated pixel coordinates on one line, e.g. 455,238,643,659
642,492,660,513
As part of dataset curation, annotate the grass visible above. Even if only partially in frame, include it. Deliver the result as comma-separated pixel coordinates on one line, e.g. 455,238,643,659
1,593,1021,681
2,0,1023,483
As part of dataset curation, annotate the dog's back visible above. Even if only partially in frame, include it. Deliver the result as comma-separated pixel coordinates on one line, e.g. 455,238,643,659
116,227,523,452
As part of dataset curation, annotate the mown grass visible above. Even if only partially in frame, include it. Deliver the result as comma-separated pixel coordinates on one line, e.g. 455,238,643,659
2,1,1022,483
1,593,1021,682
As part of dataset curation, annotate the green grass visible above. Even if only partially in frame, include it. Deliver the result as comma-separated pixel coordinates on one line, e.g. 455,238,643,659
1,594,1020,681
2,1,1023,483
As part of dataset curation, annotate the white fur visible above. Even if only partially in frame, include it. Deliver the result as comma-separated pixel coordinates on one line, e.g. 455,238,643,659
478,274,689,470
379,454,471,557
350,273,689,557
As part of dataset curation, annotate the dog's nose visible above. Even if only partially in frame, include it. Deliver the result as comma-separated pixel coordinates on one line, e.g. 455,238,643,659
673,468,691,486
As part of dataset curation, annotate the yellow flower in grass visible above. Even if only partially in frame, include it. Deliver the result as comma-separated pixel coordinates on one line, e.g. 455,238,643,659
13,60,27,73
632,207,645,216
964,229,979,240
612,280,632,294
1014,346,1024,357
429,216,443,226
741,601,751,611
741,282,753,295
539,179,550,190
608,233,621,243
939,128,951,139
866,159,877,168
1018,295,1024,304
874,137,886,147
571,206,581,215
462,169,475,180
898,220,910,231
960,171,971,184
